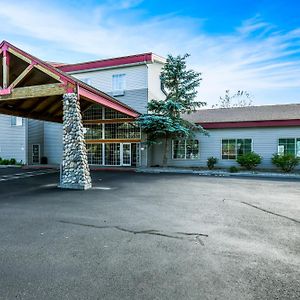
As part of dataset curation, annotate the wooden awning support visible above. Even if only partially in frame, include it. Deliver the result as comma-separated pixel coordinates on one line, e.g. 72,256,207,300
0,40,139,123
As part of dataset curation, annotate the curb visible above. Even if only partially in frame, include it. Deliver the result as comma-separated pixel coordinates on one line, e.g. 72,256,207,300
136,168,300,180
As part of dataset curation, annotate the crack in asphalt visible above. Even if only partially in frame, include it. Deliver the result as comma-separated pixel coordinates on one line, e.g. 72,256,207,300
241,201,300,224
59,220,208,245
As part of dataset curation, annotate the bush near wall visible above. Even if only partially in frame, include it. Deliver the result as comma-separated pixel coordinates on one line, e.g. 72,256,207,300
271,154,300,173
207,157,218,170
0,157,18,165
237,152,262,170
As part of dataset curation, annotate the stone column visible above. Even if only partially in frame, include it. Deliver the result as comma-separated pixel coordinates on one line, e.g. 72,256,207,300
59,93,92,190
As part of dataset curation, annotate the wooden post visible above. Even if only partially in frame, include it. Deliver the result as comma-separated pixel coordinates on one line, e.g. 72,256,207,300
2,47,9,89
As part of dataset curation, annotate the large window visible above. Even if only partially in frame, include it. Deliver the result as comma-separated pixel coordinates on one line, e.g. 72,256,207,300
105,123,140,139
278,138,300,157
83,105,103,120
222,139,252,160
11,116,23,126
84,124,102,140
172,140,199,159
112,74,125,96
86,144,103,165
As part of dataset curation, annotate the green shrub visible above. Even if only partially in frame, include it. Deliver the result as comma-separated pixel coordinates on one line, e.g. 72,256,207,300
0,157,17,165
207,157,218,170
10,158,16,165
1,159,10,165
237,152,262,170
229,166,239,173
271,154,300,172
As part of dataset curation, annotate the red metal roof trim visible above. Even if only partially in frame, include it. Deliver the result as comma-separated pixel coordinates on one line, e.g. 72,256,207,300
58,53,153,73
199,119,300,129
78,86,139,118
0,40,139,118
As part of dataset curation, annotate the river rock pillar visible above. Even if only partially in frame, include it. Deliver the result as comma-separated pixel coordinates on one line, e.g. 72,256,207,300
59,93,92,190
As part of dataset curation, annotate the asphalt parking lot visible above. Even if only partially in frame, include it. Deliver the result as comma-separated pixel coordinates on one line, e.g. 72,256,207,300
0,168,299,300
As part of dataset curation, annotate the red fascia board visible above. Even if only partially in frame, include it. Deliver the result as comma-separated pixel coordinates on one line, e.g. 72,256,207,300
78,86,139,118
59,53,153,73
199,119,300,129
1,40,75,87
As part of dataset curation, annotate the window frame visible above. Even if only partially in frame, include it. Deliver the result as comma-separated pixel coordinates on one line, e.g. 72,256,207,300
172,140,199,160
11,116,23,127
278,138,300,157
112,74,126,96
221,138,253,160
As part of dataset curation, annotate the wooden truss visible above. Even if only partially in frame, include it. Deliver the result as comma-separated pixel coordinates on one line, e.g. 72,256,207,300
0,41,139,123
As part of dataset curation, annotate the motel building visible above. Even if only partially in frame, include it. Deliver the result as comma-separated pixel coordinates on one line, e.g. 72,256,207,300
0,41,300,188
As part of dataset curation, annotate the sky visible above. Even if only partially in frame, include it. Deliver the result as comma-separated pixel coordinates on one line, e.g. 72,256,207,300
0,0,300,107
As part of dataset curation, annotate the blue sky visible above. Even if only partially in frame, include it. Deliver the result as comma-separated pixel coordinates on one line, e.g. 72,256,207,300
0,0,300,106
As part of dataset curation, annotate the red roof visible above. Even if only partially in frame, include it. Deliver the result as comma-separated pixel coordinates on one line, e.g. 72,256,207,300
57,53,154,73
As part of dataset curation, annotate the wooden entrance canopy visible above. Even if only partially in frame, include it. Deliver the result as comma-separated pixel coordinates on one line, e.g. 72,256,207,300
0,41,139,123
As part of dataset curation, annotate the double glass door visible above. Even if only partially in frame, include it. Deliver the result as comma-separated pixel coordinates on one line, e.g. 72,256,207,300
104,143,131,166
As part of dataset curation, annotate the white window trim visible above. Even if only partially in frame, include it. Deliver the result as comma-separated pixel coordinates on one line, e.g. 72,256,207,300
11,116,23,127
112,74,125,96
172,140,199,160
221,138,253,160
278,138,300,157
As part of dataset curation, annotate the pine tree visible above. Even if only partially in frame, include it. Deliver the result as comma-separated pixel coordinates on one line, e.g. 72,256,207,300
138,54,206,167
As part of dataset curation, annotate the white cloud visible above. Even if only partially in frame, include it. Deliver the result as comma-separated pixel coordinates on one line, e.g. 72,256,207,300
0,1,299,106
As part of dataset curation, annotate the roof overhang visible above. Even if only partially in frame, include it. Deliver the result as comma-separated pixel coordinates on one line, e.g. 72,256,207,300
0,40,139,123
199,119,300,129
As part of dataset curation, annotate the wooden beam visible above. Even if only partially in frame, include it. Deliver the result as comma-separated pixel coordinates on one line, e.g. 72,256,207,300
0,106,62,123
51,104,63,117
9,64,34,89
2,50,9,89
30,96,58,113
8,47,32,64
47,100,62,114
0,83,67,101
83,118,136,124
85,139,141,144
35,64,62,82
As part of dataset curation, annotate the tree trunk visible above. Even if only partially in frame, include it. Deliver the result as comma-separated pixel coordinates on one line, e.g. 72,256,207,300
162,135,169,167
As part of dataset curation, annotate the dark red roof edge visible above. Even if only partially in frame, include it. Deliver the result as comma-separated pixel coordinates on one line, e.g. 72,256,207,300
199,119,300,129
58,53,153,73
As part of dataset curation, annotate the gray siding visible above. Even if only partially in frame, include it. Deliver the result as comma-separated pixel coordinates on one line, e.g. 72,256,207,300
108,89,148,114
27,119,44,164
150,126,300,170
44,122,63,164
0,114,26,163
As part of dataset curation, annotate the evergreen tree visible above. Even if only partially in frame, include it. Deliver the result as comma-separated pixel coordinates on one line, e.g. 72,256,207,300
138,54,206,167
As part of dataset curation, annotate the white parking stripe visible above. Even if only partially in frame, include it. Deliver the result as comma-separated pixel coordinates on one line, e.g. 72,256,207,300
0,170,58,182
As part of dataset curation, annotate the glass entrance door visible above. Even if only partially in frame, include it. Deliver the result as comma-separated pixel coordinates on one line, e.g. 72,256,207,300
121,143,131,166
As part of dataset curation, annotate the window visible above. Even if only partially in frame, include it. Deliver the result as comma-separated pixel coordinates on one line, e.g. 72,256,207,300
278,138,300,157
83,105,103,120
86,144,103,165
222,139,252,160
11,116,23,126
112,74,125,96
172,140,199,159
84,124,103,140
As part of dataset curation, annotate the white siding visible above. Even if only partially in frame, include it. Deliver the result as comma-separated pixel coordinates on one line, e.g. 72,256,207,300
71,65,148,93
147,62,166,101
27,119,44,164
44,122,63,164
150,126,300,169
0,114,26,163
